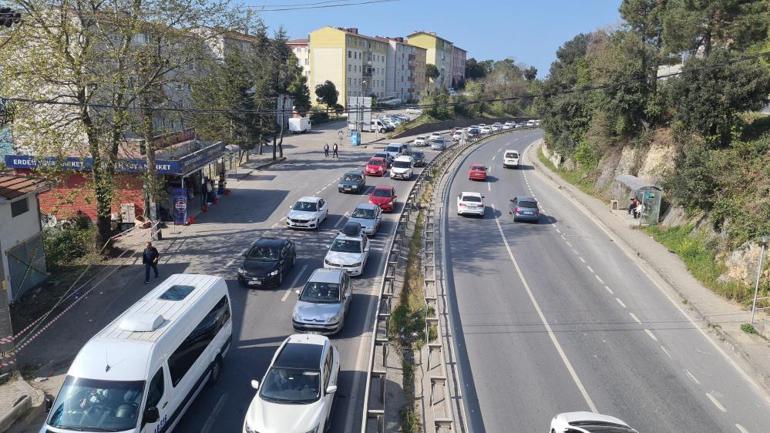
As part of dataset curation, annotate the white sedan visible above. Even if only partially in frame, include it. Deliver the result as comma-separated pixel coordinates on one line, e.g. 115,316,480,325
324,229,370,276
286,196,328,230
456,192,485,217
428,132,443,141
243,334,340,433
413,135,428,146
550,412,638,433
479,126,492,134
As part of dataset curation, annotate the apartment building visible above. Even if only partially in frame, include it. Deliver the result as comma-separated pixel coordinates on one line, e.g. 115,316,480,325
384,37,427,103
287,38,311,80
406,31,455,91
451,45,467,88
309,27,389,106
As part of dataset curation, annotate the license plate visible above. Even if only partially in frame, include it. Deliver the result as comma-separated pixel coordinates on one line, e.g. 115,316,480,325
249,279,261,285
345,187,352,191
523,211,533,215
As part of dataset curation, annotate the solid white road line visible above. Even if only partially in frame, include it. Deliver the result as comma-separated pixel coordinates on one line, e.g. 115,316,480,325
685,369,701,385
736,423,749,433
706,392,727,412
629,312,642,324
616,298,627,309
491,203,598,412
282,264,309,302
644,329,658,342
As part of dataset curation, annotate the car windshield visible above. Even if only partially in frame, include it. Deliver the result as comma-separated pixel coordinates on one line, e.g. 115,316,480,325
518,201,538,208
462,195,482,203
330,238,362,253
343,174,362,182
293,201,317,212
352,208,376,219
472,166,486,171
373,188,393,197
47,376,144,432
247,245,280,261
259,367,320,404
300,281,341,303
369,159,384,166
386,145,401,153
393,160,411,168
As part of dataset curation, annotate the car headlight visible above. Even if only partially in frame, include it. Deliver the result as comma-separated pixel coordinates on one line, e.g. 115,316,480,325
268,269,280,276
351,261,363,267
324,258,333,266
338,184,344,188
237,268,246,275
244,421,258,433
327,312,341,324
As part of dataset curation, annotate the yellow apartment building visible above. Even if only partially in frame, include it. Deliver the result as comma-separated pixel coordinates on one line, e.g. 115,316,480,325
406,31,455,91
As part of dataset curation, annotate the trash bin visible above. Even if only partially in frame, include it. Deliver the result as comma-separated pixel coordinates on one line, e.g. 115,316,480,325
350,131,361,146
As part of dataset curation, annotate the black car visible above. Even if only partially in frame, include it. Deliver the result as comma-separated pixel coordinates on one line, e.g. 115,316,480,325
338,169,366,194
412,151,426,167
238,237,296,288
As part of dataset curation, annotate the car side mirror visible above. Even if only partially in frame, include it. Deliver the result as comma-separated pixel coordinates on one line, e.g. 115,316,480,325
295,289,301,296
143,406,160,424
44,396,53,413
326,385,338,394
251,380,260,390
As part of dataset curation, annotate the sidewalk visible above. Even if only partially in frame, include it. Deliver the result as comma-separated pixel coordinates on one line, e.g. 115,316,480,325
527,139,770,392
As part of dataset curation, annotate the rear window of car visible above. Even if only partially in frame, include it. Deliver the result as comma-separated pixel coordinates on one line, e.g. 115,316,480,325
369,159,384,166
373,188,393,197
505,152,519,158
462,195,482,202
472,166,486,171
386,145,401,153
518,201,538,208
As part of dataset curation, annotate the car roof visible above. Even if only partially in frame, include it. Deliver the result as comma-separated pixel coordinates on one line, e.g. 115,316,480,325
355,202,379,210
460,191,483,198
556,412,632,429
275,336,327,370
344,169,364,175
470,164,486,168
297,196,321,203
251,237,287,248
505,149,519,153
514,196,537,202
373,184,395,191
307,268,344,284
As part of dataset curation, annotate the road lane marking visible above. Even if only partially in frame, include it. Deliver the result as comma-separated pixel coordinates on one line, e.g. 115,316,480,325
706,392,727,412
736,423,749,433
282,264,309,302
661,345,672,358
571,248,579,255
644,329,658,342
201,394,228,433
565,241,573,248
491,203,598,412
492,155,496,161
487,182,491,191
556,228,561,234
604,285,614,295
685,369,701,385
225,259,236,268
334,213,350,229
629,312,641,324
586,265,594,274
616,298,626,308
578,256,586,264
595,275,604,284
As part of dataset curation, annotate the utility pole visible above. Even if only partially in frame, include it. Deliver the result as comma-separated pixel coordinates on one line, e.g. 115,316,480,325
751,236,768,326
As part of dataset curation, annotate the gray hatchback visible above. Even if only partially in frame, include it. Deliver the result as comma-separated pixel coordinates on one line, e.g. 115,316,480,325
348,203,383,236
338,169,366,194
292,268,352,334
509,196,540,223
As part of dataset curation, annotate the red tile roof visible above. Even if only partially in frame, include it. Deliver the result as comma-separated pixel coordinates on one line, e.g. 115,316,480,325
0,175,48,201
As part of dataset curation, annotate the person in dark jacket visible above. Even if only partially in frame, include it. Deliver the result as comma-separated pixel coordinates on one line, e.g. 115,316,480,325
143,241,160,284
332,142,339,158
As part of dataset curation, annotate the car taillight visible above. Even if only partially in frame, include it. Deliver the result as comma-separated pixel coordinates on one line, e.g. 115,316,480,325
515,207,521,214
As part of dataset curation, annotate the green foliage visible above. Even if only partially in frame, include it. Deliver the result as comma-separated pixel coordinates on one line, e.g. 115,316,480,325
425,64,440,81
43,228,95,270
463,58,537,118
665,144,716,211
741,323,758,334
421,92,451,120
573,140,599,170
465,57,489,80
314,80,338,110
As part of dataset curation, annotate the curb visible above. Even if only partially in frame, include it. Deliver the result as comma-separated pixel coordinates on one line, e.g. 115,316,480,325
0,394,30,432
526,140,770,392
236,156,287,179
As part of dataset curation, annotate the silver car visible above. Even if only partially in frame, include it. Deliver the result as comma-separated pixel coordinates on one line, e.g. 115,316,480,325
348,203,382,236
292,268,352,334
430,139,446,151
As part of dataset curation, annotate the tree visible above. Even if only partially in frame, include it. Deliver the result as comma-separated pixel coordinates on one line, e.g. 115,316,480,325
425,64,440,82
315,81,338,112
465,58,488,80
523,66,538,81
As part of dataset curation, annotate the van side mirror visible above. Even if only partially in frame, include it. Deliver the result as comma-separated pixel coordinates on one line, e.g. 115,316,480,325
295,289,301,296
251,380,260,390
326,385,338,394
144,406,160,424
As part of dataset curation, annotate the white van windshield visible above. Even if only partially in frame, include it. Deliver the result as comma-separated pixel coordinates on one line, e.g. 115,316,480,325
48,376,145,432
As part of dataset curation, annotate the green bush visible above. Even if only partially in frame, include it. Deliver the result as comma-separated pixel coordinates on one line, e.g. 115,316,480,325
43,227,94,270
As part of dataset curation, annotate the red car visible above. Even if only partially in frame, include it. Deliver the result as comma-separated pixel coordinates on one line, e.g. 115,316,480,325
369,185,397,212
365,157,387,176
468,164,488,181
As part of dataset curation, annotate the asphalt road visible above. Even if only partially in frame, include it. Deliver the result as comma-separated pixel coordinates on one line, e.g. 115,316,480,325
443,131,770,433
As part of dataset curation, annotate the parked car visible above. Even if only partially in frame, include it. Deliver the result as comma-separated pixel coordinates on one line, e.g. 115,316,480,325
286,196,328,230
468,164,488,181
457,192,485,217
412,150,426,167
502,150,520,168
238,237,296,288
413,135,428,146
405,107,423,115
509,196,540,223
365,157,388,176
338,169,366,193
384,142,409,160
549,412,638,433
243,334,339,433
373,152,393,168
348,202,383,236
292,268,352,334
324,222,370,276
369,184,397,212
430,138,446,151
390,155,414,180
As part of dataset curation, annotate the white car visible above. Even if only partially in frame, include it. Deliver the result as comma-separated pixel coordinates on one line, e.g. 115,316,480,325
550,412,638,433
479,126,492,134
526,119,536,127
243,334,340,433
413,135,428,146
452,131,463,141
286,196,328,230
428,132,443,141
503,149,520,168
456,191,485,217
502,121,514,130
491,122,502,131
324,228,370,276
390,155,414,180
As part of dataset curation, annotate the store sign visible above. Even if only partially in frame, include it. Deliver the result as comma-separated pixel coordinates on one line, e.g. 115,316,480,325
172,188,187,225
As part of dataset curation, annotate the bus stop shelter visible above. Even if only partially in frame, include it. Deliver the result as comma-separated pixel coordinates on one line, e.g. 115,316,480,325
615,174,663,225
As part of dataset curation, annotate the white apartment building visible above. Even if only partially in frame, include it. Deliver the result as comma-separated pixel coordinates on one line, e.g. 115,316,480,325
287,38,311,80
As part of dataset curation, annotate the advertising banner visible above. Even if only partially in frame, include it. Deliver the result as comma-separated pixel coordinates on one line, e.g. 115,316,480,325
172,188,188,225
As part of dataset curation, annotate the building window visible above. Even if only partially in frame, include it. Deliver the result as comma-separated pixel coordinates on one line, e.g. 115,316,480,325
348,50,351,58
11,197,29,217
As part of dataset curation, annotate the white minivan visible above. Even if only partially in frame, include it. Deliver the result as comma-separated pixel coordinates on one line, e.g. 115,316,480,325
503,150,520,168
43,274,232,433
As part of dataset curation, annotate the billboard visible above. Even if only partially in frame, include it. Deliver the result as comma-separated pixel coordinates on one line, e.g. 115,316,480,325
347,97,372,132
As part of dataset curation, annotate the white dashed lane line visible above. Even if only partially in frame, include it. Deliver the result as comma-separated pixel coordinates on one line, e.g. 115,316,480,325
736,423,749,433
660,345,672,358
595,275,604,284
615,298,627,309
604,285,614,295
644,329,658,342
586,265,594,274
578,256,587,264
629,312,641,324
685,369,701,385
706,392,727,412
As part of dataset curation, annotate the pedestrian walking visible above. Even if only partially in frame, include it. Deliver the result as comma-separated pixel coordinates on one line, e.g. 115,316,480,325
324,143,330,158
143,241,160,284
332,142,339,158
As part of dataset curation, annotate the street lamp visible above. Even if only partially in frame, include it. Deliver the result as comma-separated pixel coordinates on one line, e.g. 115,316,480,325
751,235,769,326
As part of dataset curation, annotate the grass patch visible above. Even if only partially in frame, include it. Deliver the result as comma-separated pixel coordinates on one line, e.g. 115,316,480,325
538,148,596,194
741,323,758,334
388,211,427,349
644,225,755,304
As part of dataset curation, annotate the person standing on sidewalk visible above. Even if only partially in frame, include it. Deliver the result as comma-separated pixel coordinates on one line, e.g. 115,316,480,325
143,242,160,284
332,142,339,158
324,143,330,158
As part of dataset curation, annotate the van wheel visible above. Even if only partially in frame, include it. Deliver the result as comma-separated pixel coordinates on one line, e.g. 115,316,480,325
208,357,223,387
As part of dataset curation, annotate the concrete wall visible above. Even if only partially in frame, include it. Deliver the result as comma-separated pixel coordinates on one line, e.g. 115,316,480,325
0,193,44,300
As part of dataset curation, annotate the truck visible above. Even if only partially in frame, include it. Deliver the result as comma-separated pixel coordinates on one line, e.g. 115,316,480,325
289,117,312,133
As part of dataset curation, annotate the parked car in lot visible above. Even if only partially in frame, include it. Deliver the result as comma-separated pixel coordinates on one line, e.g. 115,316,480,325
457,192,485,217
502,149,520,168
373,152,393,168
338,169,366,193
238,238,296,288
292,268,352,334
348,202,383,236
390,155,414,180
549,412,638,433
286,196,328,230
365,157,388,177
243,334,340,433
324,222,370,276
369,184,397,212
509,196,540,222
405,107,423,115
468,164,488,181
413,135,428,146
430,138,446,151
412,150,426,167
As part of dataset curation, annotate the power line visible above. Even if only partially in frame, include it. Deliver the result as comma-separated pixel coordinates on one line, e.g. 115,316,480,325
246,0,397,12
